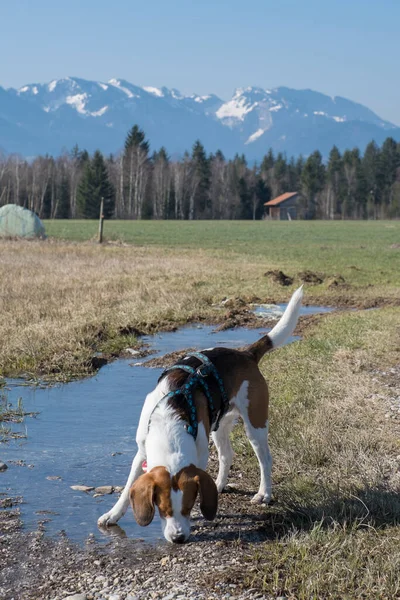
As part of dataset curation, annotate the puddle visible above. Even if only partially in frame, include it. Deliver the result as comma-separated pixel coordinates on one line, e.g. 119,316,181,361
0,304,334,544
253,303,334,319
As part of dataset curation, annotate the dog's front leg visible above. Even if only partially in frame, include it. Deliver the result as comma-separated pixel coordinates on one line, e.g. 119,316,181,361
97,449,144,527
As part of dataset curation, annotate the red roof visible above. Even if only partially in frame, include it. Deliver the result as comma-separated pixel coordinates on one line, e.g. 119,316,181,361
264,192,298,206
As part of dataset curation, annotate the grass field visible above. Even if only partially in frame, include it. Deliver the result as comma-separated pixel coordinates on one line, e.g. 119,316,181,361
0,219,398,380
45,219,400,286
1,219,400,597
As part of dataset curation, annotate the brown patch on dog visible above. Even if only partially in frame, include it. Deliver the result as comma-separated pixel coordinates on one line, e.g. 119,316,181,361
195,392,211,438
173,466,200,517
174,465,218,520
247,373,269,429
130,466,172,525
246,333,273,363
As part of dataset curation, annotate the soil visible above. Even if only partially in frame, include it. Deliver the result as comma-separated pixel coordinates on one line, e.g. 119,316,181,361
263,270,293,286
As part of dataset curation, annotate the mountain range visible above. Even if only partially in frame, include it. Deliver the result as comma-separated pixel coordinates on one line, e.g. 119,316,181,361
1,77,399,159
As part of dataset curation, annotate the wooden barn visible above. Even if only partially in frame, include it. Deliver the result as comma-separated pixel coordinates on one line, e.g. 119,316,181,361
264,192,300,220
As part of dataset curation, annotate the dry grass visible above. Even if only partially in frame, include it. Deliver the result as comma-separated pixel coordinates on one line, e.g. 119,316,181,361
0,234,398,380
0,239,266,378
227,307,400,598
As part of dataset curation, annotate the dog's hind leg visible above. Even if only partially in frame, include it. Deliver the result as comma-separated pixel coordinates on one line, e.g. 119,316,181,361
97,447,145,527
242,418,272,504
212,412,237,492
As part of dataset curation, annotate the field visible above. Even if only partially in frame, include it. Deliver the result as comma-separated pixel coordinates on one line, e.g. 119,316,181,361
0,220,399,380
1,220,400,599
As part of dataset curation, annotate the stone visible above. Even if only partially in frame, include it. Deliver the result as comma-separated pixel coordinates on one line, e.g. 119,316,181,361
62,595,87,600
94,486,114,495
0,462,8,472
70,485,95,493
47,475,62,480
126,348,140,355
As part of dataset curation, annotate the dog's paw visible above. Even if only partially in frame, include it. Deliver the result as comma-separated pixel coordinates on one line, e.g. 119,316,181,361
97,511,120,528
215,479,228,493
250,492,271,505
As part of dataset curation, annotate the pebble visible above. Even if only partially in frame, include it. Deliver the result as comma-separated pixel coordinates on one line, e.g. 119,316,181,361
0,462,8,472
94,486,114,495
62,595,87,600
70,485,95,493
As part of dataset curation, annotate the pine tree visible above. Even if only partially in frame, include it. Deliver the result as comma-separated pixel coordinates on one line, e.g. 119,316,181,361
56,177,70,218
342,149,361,219
362,141,380,218
327,146,345,218
125,125,150,154
273,153,288,196
123,125,150,218
301,151,325,218
189,140,211,219
379,137,400,216
76,151,115,219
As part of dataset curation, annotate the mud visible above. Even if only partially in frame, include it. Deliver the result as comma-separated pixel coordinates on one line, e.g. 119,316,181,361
298,270,324,285
263,269,293,286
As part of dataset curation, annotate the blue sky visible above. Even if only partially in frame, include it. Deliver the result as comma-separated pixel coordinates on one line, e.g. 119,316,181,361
2,0,399,124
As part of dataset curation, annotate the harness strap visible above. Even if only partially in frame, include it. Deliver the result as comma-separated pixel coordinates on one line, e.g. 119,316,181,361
155,352,229,439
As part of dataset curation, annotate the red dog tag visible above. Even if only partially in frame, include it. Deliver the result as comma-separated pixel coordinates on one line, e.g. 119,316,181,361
142,460,147,472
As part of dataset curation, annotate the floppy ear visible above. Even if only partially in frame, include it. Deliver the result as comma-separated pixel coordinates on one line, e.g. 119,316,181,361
194,468,218,520
130,472,155,526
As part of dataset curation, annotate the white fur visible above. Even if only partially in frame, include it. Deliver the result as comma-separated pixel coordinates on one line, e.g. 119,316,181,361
145,399,197,474
161,490,191,543
268,285,303,348
214,380,272,503
98,379,199,533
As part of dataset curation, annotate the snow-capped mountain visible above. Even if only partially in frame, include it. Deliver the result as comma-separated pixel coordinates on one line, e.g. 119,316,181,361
0,77,398,158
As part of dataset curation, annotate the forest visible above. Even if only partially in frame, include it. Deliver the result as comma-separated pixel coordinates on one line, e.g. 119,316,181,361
1,125,399,220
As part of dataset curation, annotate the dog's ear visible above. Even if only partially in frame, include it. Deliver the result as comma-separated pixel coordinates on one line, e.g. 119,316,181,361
194,468,218,521
130,473,156,526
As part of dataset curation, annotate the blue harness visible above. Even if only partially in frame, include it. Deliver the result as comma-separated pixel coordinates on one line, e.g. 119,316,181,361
156,352,229,439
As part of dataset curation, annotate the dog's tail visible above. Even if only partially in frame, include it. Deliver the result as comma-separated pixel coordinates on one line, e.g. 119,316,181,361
247,285,303,363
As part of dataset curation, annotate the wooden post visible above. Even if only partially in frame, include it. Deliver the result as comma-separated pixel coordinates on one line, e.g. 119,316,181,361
98,197,104,244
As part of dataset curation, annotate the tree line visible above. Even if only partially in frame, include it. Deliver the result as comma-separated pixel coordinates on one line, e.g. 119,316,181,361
1,125,399,220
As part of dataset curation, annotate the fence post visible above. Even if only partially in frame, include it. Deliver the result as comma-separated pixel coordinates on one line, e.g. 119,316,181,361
98,198,104,244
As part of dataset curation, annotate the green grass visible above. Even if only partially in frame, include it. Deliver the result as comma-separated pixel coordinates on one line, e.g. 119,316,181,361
44,219,400,290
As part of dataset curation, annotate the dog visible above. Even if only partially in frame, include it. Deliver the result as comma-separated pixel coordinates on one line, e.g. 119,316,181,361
98,286,303,543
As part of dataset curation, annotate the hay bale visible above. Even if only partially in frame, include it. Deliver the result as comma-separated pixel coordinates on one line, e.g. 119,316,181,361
0,204,45,238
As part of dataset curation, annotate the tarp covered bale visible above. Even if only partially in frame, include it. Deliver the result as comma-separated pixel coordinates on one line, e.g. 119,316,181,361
0,204,46,238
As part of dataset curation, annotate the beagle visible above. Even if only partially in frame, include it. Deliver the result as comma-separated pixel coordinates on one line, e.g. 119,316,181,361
98,286,303,543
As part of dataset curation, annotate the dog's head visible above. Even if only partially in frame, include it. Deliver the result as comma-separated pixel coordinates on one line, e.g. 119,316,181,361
129,464,218,543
